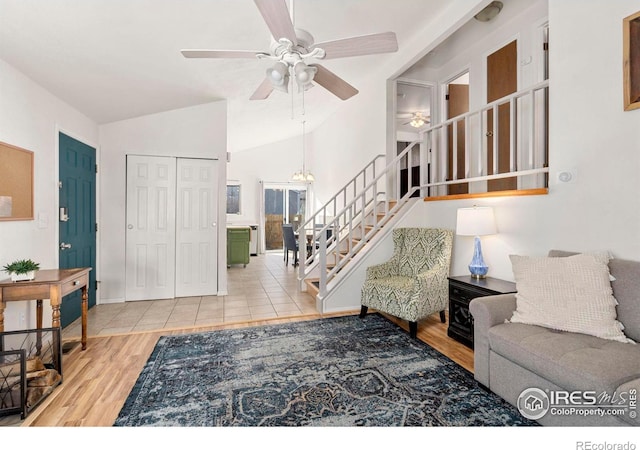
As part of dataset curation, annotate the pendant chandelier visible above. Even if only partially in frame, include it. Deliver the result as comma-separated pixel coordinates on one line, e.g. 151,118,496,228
292,120,314,182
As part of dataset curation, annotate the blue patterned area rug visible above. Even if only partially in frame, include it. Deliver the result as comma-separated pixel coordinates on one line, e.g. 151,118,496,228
114,313,536,427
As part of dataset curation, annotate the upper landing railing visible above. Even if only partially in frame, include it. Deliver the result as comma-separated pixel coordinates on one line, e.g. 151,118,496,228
297,80,550,300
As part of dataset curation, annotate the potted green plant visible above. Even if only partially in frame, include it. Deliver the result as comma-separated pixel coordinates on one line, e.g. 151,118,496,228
3,259,40,282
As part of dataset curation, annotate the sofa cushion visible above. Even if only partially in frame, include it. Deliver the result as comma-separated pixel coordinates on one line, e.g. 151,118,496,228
508,253,632,343
489,322,640,395
608,258,640,343
548,251,640,343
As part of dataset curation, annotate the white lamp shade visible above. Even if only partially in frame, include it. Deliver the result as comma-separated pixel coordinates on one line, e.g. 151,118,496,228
456,206,497,236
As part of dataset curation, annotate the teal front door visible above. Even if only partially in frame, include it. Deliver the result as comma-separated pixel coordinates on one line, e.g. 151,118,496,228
58,133,96,328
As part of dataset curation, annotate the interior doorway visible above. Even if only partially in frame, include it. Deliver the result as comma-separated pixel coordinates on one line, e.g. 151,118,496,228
446,71,470,194
395,79,433,198
262,183,308,252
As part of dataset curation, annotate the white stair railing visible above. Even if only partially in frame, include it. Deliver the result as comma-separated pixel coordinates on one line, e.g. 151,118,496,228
295,155,385,273
427,80,549,196
300,80,549,301
303,141,422,298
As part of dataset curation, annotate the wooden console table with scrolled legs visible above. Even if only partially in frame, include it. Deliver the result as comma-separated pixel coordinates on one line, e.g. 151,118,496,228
0,268,92,351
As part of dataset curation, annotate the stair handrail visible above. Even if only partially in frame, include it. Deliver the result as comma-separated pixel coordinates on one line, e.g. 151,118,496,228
315,165,550,300
305,80,550,300
316,167,423,298
300,140,421,289
309,141,420,243
296,153,385,235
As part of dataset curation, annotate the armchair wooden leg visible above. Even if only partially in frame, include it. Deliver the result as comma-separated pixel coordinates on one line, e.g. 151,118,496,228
409,321,418,338
439,310,446,323
359,305,368,318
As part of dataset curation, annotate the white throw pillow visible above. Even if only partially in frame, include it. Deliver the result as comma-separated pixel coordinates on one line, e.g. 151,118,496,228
509,253,633,343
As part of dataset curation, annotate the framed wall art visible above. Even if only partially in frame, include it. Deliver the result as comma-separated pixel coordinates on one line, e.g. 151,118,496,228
623,10,640,111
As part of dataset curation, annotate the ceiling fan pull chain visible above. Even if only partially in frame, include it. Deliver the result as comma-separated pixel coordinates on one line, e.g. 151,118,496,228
290,74,295,120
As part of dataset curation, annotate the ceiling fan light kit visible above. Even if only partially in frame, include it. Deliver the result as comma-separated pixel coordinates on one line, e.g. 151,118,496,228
409,112,429,128
266,61,290,92
181,0,399,102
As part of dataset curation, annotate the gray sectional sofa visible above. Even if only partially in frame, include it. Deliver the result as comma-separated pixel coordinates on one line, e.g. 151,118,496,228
469,250,640,426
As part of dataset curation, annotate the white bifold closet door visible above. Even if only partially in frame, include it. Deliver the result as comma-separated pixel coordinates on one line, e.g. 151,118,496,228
174,157,218,297
125,155,218,301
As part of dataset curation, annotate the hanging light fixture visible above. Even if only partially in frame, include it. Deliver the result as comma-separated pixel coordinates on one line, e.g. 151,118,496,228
409,112,428,128
266,61,290,93
292,120,314,182
293,61,317,92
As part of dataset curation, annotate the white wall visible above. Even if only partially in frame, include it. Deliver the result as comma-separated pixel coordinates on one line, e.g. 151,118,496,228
420,0,640,282
307,0,640,314
98,101,228,301
0,58,98,331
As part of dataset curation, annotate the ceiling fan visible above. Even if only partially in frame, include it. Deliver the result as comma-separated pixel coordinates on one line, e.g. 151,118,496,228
397,111,430,128
181,0,398,101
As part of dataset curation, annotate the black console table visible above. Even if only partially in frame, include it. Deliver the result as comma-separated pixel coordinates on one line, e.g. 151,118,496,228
447,276,517,349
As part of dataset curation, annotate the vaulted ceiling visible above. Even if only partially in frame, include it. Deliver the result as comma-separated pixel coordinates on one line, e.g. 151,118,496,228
0,0,454,151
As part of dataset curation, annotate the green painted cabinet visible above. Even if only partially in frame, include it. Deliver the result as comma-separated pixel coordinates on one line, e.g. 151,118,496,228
227,227,250,268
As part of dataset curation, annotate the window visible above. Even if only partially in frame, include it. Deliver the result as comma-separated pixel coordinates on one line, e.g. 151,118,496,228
226,183,241,214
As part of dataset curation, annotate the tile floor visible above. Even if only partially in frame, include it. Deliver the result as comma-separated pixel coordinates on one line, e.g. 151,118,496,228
62,252,318,339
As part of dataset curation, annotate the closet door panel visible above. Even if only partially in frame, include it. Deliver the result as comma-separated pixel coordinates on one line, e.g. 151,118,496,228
125,155,177,301
175,158,218,297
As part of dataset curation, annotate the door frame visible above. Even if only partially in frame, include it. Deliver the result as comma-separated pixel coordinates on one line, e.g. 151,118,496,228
56,127,100,305
440,69,470,196
394,77,435,199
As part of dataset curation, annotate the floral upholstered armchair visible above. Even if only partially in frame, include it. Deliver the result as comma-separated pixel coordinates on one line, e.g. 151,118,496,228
360,228,453,338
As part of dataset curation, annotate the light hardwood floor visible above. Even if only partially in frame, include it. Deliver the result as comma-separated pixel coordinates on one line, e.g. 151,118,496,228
1,253,473,427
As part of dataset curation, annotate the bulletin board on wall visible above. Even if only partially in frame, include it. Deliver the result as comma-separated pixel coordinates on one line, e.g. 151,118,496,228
0,141,34,221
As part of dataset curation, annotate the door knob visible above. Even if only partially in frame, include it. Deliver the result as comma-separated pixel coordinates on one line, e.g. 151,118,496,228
60,242,72,250
127,224,134,229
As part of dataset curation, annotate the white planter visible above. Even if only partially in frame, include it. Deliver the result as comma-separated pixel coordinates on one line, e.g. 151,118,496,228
10,270,35,282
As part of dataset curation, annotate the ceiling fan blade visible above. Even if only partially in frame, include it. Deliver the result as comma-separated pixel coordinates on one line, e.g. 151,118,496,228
181,49,263,59
250,78,274,100
311,64,358,101
254,0,297,44
312,31,398,59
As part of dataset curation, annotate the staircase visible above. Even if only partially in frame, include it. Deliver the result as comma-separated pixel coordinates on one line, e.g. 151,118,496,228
296,141,423,310
303,198,397,294
297,80,550,313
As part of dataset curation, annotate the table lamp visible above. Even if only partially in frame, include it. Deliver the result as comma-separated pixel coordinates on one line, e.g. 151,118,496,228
456,206,497,279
